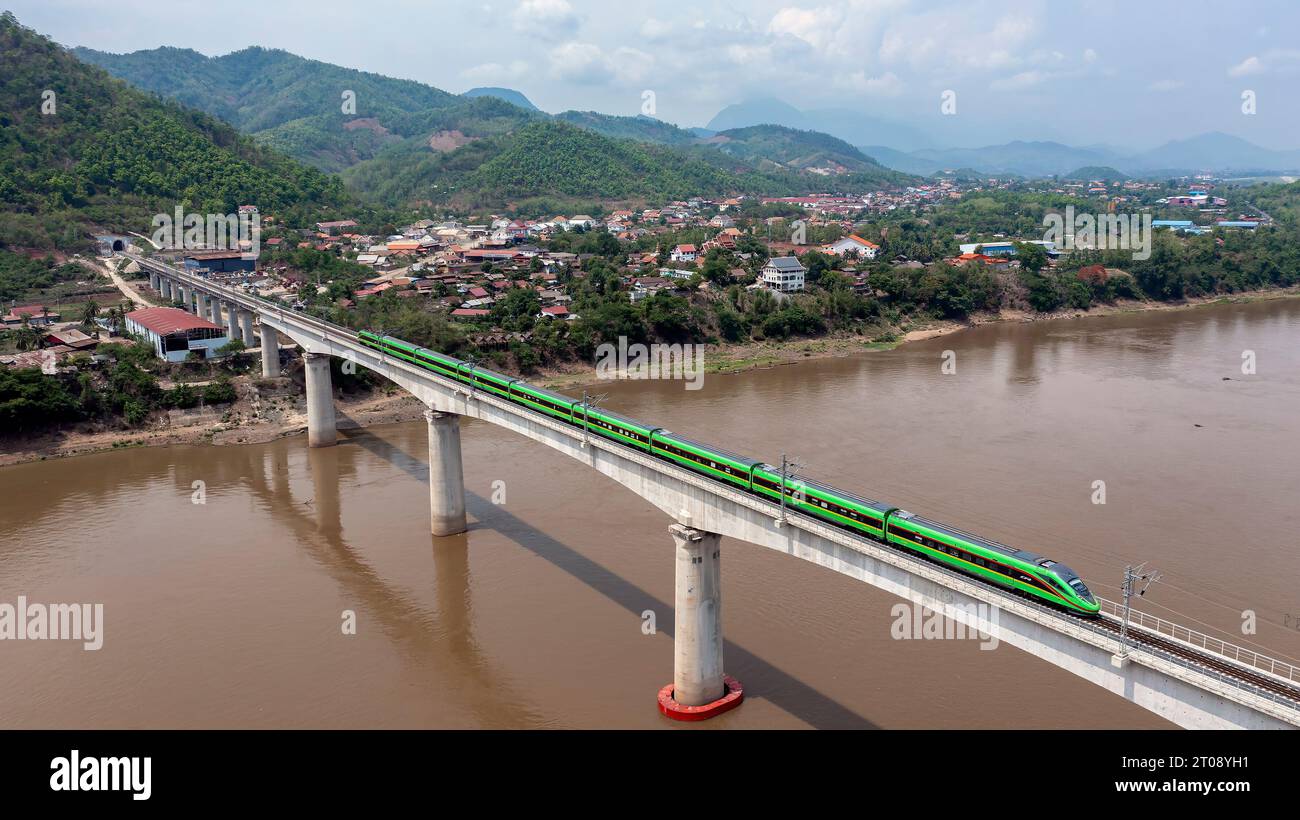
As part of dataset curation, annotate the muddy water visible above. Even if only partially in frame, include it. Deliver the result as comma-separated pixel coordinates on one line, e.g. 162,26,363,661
3,297,1299,728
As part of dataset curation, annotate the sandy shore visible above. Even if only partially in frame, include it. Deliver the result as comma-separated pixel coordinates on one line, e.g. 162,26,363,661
0,378,427,468
5,284,1298,467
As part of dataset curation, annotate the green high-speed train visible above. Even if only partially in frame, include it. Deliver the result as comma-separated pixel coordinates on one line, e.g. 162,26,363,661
358,330,1101,616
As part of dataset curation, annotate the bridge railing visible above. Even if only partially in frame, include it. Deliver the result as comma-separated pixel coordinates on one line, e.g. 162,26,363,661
131,254,357,343
1098,597,1299,686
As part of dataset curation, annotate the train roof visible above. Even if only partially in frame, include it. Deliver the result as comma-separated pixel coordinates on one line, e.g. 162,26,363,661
906,515,1044,562
514,380,578,404
593,406,655,433
658,432,760,466
794,477,890,512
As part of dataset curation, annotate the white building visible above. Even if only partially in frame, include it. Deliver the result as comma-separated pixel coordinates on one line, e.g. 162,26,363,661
761,256,807,292
126,307,230,362
670,244,698,263
822,234,879,260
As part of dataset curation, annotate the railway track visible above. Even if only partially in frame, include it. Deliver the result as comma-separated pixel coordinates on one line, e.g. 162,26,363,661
1077,610,1300,706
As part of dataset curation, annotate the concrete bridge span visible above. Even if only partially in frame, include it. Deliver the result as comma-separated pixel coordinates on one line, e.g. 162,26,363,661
128,254,1300,728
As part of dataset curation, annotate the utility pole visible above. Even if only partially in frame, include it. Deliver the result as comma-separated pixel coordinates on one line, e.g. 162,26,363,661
462,356,478,400
580,390,608,449
1117,562,1161,661
776,452,805,527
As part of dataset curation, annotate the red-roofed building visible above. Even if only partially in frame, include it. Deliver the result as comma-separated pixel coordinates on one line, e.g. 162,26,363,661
538,305,570,319
125,307,230,362
450,308,490,320
2,305,61,326
670,244,698,263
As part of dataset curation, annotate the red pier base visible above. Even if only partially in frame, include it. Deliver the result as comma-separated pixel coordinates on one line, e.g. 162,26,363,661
657,675,744,721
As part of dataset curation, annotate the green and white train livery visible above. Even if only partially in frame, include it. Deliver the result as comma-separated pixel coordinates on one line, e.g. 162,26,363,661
358,330,1100,616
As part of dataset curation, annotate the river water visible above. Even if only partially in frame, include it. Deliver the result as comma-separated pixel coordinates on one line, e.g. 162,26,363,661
3,298,1299,728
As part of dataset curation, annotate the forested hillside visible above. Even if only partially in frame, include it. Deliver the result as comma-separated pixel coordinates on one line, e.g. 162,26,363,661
1,14,346,250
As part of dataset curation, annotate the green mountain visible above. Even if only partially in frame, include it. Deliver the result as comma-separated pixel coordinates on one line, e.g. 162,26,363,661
70,40,915,211
344,119,816,211
463,87,540,112
703,124,912,186
0,13,346,250
1064,166,1129,182
553,111,697,145
73,44,465,172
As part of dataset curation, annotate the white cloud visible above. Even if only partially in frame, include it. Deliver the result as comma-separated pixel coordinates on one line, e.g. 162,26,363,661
548,41,606,82
546,42,655,85
767,5,845,50
639,18,673,41
1228,55,1264,77
1228,49,1300,76
991,70,1048,90
512,0,579,38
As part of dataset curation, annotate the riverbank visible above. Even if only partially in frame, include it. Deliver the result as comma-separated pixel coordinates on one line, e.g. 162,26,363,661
532,284,1300,391
0,378,427,468
5,283,1299,467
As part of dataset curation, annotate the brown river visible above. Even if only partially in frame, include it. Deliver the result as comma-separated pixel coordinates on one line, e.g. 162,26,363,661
3,298,1300,729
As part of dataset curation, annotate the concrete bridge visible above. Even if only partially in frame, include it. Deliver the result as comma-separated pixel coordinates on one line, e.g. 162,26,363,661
129,253,1300,728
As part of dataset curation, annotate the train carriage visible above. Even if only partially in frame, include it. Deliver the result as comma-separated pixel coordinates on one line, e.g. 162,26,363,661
355,329,1100,616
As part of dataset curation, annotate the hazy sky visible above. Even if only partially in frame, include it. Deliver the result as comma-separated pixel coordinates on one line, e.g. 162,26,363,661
10,0,1300,150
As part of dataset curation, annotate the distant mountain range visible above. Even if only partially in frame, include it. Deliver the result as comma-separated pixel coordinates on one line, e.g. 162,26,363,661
71,43,912,209
706,96,1300,178
706,96,933,153
859,133,1300,178
65,32,1300,216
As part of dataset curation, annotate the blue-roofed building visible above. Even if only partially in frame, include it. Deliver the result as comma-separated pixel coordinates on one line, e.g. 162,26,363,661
1152,220,1211,235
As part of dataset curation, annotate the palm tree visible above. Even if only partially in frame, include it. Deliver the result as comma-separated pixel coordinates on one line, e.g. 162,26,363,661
14,319,41,351
80,300,99,329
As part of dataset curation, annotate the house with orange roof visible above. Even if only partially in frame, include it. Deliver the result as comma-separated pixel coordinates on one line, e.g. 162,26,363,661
822,234,880,260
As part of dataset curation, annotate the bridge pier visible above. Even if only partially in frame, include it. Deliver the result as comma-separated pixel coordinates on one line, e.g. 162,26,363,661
658,523,743,720
304,352,337,448
207,293,222,326
261,324,280,378
150,272,160,292
158,277,171,300
240,310,255,348
425,409,467,536
176,283,188,310
221,300,236,341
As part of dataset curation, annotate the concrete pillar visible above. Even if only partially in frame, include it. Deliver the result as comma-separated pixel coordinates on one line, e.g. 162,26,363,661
671,524,725,707
239,310,255,348
260,323,280,378
150,272,160,292
176,283,188,309
224,300,239,341
207,294,222,326
304,352,337,448
159,278,172,300
425,409,467,536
